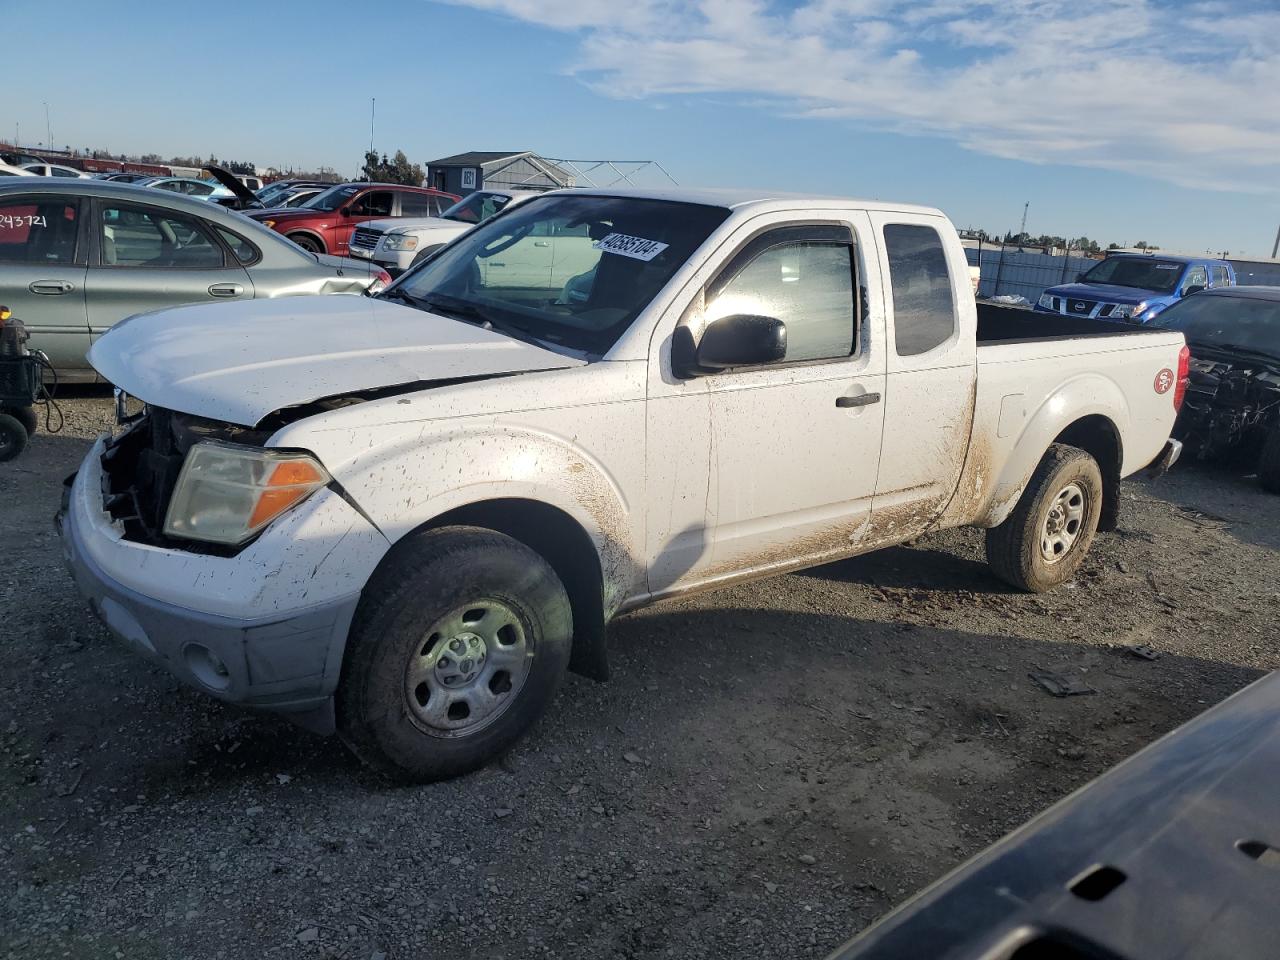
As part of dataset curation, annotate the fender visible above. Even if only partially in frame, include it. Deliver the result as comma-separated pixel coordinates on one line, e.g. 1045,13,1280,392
978,372,1130,528
313,422,642,619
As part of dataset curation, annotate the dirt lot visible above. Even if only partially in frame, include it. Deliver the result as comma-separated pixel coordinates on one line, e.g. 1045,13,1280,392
3,393,1278,960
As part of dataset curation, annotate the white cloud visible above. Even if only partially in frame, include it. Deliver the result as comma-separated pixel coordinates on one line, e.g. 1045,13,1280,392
441,0,1280,192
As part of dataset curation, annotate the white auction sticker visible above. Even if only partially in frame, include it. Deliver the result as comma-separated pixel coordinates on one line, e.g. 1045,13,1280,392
593,233,669,262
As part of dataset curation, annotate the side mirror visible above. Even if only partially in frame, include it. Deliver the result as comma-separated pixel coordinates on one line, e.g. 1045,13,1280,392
1183,285,1205,297
672,314,787,377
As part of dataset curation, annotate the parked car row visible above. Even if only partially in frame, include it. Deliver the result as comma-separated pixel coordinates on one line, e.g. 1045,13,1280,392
0,179,391,377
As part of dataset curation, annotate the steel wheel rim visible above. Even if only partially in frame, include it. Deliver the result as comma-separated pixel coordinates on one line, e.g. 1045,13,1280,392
404,599,532,738
1041,482,1087,564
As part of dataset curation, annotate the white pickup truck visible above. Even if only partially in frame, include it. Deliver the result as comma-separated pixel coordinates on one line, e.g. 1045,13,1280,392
58,188,1187,782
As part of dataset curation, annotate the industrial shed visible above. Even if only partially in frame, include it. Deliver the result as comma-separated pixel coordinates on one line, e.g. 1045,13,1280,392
426,152,574,196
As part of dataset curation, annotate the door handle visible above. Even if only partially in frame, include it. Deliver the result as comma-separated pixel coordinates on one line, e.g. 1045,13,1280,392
208,283,244,297
490,261,506,267
29,280,74,295
533,240,551,247
836,392,882,408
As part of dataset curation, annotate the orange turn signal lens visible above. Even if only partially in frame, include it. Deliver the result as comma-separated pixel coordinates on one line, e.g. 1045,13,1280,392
247,460,327,530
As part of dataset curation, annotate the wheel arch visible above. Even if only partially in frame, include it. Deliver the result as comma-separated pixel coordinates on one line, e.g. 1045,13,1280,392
284,228,327,253
380,498,610,681
1052,415,1123,531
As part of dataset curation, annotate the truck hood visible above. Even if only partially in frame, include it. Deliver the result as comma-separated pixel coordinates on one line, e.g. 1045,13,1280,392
362,216,461,235
1044,282,1162,304
88,296,584,427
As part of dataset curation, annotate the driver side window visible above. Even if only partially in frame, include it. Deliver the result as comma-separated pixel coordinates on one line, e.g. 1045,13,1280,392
1182,265,1207,294
704,228,857,364
352,191,393,217
99,204,225,268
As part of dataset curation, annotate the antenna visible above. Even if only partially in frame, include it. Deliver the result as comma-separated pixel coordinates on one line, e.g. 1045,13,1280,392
44,102,51,150
369,98,376,168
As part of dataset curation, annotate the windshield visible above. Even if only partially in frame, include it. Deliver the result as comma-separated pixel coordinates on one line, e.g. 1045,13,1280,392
442,191,514,224
1081,257,1184,293
1151,294,1280,359
302,184,360,212
386,194,729,355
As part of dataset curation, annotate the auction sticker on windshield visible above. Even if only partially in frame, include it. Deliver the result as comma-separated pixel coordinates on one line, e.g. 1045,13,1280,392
593,233,669,262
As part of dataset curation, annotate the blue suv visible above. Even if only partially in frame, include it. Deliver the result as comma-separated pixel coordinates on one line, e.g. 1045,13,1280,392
1035,253,1235,324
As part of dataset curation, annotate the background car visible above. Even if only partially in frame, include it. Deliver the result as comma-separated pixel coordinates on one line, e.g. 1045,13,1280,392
349,188,541,275
0,180,391,378
243,182,459,255
20,162,91,179
134,176,233,201
93,172,154,183
1151,286,1280,493
0,162,35,177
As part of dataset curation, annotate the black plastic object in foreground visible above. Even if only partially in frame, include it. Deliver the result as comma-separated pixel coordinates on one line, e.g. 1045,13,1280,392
829,670,1280,960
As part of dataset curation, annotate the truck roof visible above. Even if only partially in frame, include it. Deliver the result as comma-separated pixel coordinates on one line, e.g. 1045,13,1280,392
546,185,944,218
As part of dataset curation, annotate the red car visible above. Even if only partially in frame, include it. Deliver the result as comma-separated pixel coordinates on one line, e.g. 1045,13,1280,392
243,182,459,256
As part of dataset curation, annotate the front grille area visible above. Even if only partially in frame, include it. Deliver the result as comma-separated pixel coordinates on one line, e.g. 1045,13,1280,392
349,227,381,251
1066,298,1096,315
100,407,268,545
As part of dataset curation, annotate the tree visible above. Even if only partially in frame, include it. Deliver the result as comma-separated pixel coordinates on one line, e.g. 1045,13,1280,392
360,149,424,186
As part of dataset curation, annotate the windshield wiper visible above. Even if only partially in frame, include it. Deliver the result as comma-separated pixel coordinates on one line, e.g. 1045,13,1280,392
417,294,532,339
378,287,424,307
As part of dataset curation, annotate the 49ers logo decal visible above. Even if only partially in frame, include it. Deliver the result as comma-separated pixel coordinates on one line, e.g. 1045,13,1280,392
1154,368,1175,395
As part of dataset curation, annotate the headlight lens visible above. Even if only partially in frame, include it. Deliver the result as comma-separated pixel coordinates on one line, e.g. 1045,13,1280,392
1038,293,1055,309
1110,303,1136,318
383,234,419,251
163,441,330,546
262,219,276,229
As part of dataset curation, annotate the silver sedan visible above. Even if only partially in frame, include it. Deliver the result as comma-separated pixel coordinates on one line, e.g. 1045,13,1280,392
0,180,390,378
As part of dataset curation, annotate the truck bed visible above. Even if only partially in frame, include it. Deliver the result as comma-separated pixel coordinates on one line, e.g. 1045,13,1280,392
976,301,1161,344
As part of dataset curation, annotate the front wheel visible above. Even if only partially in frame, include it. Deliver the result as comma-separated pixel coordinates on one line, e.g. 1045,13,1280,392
409,244,446,270
1259,429,1280,495
336,526,572,782
985,444,1103,592
1,406,37,437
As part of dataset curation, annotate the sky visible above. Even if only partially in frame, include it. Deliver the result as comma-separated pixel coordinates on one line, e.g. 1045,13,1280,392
4,0,1279,256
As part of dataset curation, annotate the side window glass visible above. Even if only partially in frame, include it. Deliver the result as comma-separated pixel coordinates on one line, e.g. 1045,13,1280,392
0,198,79,264
353,191,393,217
883,223,957,356
100,205,225,268
707,241,855,363
399,193,436,217
1182,265,1207,293
216,227,258,265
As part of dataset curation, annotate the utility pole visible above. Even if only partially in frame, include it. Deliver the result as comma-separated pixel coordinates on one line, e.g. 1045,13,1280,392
1019,201,1029,239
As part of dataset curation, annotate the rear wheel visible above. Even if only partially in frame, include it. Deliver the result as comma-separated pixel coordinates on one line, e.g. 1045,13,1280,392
2,405,37,437
336,526,573,782
0,413,29,462
1259,428,1280,494
986,444,1104,592
288,233,323,254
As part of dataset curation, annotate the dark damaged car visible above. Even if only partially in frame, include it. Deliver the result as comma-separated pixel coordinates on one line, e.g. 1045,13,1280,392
1151,286,1280,493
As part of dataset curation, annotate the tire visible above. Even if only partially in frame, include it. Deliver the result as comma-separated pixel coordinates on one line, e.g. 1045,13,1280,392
288,233,323,254
985,444,1104,593
0,413,29,462
1260,428,1280,495
2,405,37,437
336,525,573,783
409,244,445,269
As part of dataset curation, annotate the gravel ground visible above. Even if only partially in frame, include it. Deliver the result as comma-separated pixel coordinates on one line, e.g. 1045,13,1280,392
2,392,1278,960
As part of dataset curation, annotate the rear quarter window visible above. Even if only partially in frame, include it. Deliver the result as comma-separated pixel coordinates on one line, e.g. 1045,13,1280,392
883,223,957,356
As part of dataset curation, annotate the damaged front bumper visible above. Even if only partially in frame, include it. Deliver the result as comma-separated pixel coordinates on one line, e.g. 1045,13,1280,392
55,436,386,734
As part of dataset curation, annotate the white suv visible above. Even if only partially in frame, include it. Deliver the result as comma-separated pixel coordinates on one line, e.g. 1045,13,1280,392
349,189,541,274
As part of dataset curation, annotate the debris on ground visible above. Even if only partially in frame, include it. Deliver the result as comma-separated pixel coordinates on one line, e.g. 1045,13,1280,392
1028,671,1097,697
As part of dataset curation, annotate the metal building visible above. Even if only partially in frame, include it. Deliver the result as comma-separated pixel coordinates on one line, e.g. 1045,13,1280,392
425,152,575,195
